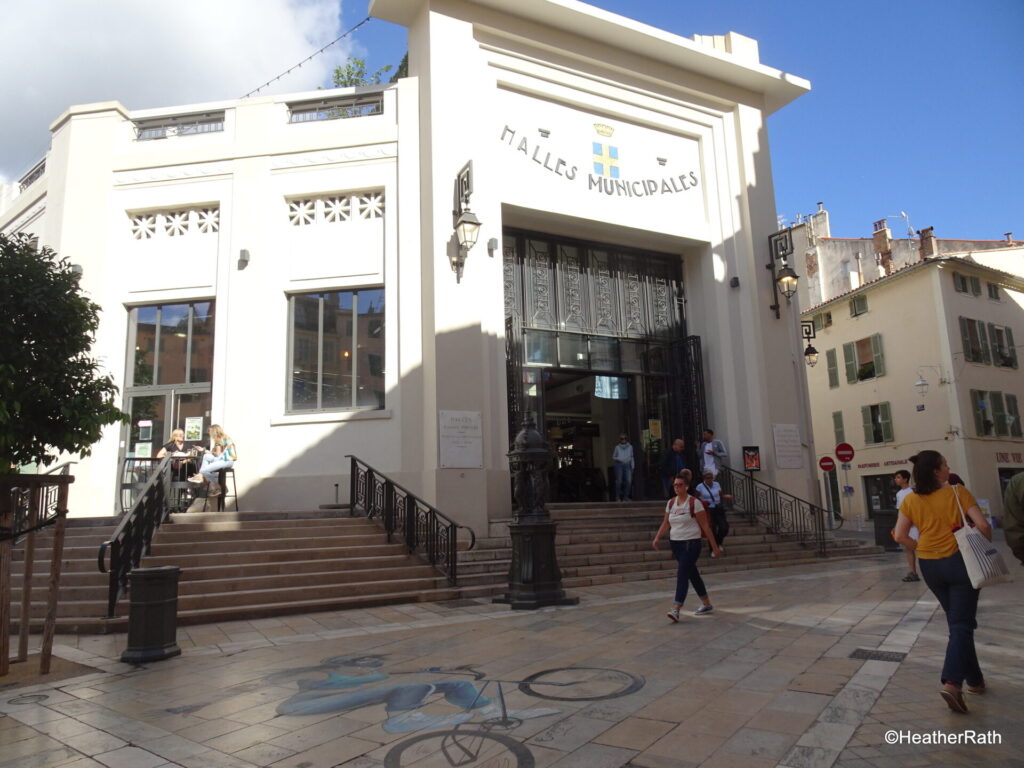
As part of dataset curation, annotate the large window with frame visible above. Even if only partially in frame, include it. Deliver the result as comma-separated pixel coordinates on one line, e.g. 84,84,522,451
989,324,1018,368
129,301,214,386
287,288,385,412
970,390,1022,438
843,334,885,382
861,402,893,445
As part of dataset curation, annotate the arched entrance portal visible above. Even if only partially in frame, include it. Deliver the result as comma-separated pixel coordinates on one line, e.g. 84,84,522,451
504,230,706,502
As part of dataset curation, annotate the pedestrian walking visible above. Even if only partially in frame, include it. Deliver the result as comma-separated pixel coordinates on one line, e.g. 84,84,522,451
894,469,920,582
694,469,732,556
661,438,686,496
893,450,991,713
653,469,723,621
698,428,727,478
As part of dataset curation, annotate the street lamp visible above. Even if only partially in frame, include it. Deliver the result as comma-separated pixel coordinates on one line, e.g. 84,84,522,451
451,161,482,283
767,229,800,318
800,321,818,367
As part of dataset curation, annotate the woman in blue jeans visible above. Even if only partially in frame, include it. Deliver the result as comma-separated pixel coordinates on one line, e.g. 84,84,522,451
191,423,237,497
894,450,991,713
653,469,724,621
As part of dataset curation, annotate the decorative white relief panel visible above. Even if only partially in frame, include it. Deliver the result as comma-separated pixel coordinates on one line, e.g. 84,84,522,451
285,191,384,227
283,190,385,283
128,207,220,240
125,205,219,293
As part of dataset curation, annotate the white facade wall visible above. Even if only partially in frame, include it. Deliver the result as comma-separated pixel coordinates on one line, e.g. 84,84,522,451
3,0,817,533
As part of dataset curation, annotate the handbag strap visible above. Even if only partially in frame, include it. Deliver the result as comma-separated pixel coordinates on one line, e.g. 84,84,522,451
951,484,969,527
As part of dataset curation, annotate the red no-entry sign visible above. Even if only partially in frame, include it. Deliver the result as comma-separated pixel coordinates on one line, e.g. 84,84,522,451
835,442,855,462
819,456,836,472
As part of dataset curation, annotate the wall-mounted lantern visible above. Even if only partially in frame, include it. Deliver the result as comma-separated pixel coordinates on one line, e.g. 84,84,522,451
451,161,482,283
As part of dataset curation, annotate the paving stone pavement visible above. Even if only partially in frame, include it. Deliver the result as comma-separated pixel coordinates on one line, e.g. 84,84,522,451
3,541,1022,768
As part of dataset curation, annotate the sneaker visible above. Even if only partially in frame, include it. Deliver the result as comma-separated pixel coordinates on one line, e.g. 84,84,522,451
902,572,921,582
188,474,204,484
693,604,714,616
208,485,222,497
965,682,986,695
940,683,968,713
666,607,680,623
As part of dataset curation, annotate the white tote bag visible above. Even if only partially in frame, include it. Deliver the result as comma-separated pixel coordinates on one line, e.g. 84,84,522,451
952,485,1013,588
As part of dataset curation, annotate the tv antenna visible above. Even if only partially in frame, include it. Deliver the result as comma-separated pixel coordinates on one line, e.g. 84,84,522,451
887,211,915,238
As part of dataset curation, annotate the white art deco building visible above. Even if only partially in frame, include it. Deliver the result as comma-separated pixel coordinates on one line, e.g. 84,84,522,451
1,0,815,533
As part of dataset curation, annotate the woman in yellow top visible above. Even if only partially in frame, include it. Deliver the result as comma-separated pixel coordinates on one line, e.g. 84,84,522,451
894,450,991,714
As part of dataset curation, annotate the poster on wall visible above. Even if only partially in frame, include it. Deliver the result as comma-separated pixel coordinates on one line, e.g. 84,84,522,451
134,442,152,458
648,420,662,440
771,424,803,469
440,411,483,468
184,417,204,442
742,446,761,471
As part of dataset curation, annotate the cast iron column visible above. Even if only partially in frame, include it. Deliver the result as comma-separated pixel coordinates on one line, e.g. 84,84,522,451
494,417,578,609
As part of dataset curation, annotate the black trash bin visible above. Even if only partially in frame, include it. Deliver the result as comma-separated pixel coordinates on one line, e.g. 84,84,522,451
872,511,901,552
121,566,182,663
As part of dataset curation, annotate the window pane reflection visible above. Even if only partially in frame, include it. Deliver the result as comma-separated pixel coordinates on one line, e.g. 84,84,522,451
322,292,353,409
291,295,321,410
134,306,157,385
190,302,214,383
357,289,385,407
157,304,189,384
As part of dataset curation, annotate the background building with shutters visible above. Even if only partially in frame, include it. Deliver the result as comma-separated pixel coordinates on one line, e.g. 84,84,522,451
801,246,1024,526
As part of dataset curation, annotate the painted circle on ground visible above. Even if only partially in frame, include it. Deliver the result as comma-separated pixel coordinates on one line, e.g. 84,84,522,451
819,456,836,472
517,667,644,702
7,694,48,705
384,728,535,768
835,443,855,462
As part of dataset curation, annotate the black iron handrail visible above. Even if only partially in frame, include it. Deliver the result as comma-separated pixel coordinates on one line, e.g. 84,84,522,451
716,464,828,557
7,462,76,544
98,455,173,618
346,455,475,586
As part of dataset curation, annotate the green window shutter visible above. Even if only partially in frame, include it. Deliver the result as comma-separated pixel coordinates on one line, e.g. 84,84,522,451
843,342,857,383
1007,394,1022,438
832,411,845,444
879,402,894,442
870,333,886,377
970,275,982,295
959,317,972,361
1008,327,1018,368
861,405,873,444
970,390,985,436
826,348,839,388
813,313,824,331
978,321,991,364
992,392,1008,437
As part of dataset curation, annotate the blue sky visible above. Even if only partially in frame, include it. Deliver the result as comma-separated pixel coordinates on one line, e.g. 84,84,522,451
343,0,1024,241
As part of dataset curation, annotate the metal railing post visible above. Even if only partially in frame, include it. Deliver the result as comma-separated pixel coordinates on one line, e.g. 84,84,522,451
349,456,357,517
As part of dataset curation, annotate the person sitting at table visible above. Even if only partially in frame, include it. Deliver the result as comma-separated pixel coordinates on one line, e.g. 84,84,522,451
156,428,197,478
190,424,237,497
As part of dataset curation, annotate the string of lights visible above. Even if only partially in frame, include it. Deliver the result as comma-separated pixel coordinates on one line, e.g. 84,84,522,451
240,16,372,99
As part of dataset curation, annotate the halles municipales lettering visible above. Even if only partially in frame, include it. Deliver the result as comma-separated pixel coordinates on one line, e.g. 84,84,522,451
500,125,699,198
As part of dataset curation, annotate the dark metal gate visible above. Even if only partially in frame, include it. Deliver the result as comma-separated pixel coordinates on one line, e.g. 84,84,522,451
668,335,707,471
505,315,525,440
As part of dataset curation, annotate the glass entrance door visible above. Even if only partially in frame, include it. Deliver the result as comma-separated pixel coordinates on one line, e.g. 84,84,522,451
124,388,212,458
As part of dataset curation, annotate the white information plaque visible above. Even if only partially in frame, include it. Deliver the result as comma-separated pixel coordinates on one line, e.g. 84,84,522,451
771,423,803,469
440,410,483,468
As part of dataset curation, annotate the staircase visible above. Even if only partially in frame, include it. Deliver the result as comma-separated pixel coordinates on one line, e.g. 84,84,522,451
456,502,884,596
9,503,882,635
9,509,462,634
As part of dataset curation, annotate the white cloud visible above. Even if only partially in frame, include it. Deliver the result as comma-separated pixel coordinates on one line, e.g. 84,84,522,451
0,0,353,180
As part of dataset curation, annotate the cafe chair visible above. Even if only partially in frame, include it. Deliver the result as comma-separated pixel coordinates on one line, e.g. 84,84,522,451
202,467,238,512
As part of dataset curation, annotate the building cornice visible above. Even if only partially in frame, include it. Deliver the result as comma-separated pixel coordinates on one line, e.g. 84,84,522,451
801,256,1024,316
370,0,810,113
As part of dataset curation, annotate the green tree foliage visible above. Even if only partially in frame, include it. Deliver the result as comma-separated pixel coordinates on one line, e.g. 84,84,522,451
390,52,408,83
0,233,125,468
331,57,392,88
